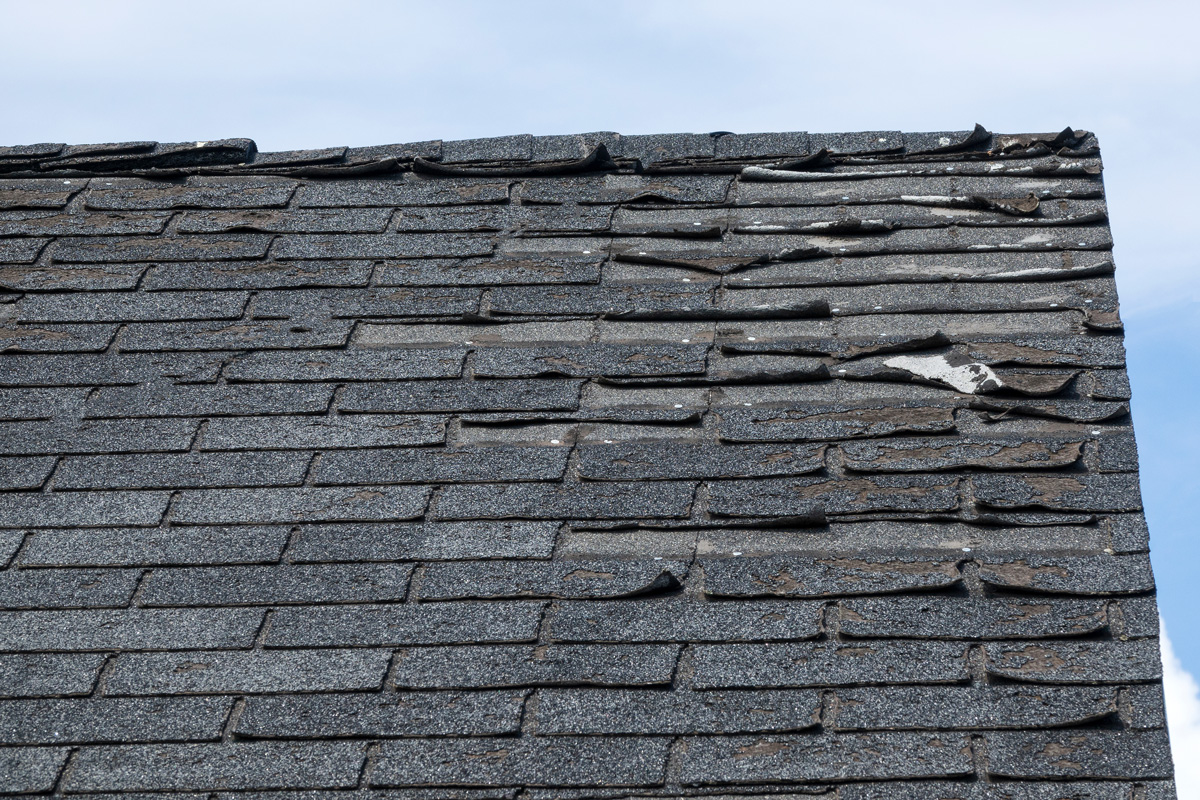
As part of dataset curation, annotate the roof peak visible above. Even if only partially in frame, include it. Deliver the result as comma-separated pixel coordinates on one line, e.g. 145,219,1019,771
0,125,1097,180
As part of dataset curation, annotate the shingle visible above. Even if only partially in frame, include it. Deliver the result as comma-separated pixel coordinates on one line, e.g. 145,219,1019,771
536,688,821,735
51,234,273,263
0,418,199,455
0,747,70,794
253,286,482,319
691,641,969,689
0,608,263,651
577,442,824,480
0,237,49,263
703,555,962,598
0,568,139,609
118,319,354,351
390,643,678,689
0,177,81,209
84,177,298,210
65,741,367,792
419,559,686,600
972,473,1143,512
272,233,494,261
731,251,1111,288
1116,594,1161,637
107,649,392,695
839,596,1108,640
678,733,972,784
735,175,1102,206
393,203,611,234
140,563,411,607
19,526,291,567
0,653,107,698
717,403,958,442
0,209,171,238
986,730,1173,779
442,134,533,163
838,781,1139,800
54,451,311,490
435,481,695,520
977,553,1154,595
177,208,392,234
809,130,903,153
372,737,670,788
0,352,224,386
373,254,603,286
202,414,447,450
143,259,375,290
488,283,713,316
15,290,247,323
832,685,1116,731
236,690,526,738
839,437,1083,472
0,455,55,489
0,262,148,291
85,384,334,418
287,521,559,562
472,343,710,378
296,178,510,208
549,597,821,643
225,348,465,382
0,491,169,528
520,174,733,205
356,319,595,347
707,474,959,518
0,321,117,353
172,486,430,525
265,601,544,647
314,445,569,485
0,696,232,744
339,379,582,413
715,132,810,159
615,132,717,164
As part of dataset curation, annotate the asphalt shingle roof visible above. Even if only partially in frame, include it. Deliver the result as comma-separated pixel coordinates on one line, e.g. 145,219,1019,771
0,126,1177,797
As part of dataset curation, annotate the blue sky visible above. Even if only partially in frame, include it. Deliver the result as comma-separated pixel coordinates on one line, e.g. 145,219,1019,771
2,0,1198,776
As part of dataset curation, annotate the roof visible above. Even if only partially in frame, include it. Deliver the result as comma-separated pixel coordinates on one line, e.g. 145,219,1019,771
0,126,1176,798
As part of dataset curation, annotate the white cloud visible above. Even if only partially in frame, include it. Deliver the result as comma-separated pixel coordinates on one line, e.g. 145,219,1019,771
1162,618,1200,796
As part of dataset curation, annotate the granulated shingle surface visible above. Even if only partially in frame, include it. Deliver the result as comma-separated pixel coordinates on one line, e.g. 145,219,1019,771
0,127,1177,797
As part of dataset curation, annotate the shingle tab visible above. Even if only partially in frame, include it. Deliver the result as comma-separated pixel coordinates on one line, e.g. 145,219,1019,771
0,696,232,744
550,597,822,643
692,641,970,689
172,486,430,524
536,688,821,734
0,608,263,651
65,741,368,792
389,644,680,689
0,128,1169,794
139,563,413,606
107,649,392,695
236,690,526,738
265,601,545,647
678,733,973,784
372,737,670,788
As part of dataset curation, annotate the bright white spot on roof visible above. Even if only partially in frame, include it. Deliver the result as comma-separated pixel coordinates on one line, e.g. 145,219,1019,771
884,354,1002,394
550,439,561,444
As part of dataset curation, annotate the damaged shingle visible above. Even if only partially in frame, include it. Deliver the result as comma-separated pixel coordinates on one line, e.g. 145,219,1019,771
0,127,1167,795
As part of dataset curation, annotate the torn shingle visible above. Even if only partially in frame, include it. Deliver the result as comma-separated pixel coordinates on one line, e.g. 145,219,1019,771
0,127,1168,794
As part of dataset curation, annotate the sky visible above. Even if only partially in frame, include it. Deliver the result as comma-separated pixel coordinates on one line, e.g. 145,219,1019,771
2,0,1197,779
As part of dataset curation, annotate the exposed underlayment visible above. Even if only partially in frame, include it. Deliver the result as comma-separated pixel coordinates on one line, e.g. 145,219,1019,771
0,126,1176,798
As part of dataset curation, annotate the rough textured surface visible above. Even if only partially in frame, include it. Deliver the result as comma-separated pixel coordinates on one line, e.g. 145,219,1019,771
0,127,1172,797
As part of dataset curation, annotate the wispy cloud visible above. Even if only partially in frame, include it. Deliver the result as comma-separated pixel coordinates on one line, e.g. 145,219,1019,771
1162,618,1199,797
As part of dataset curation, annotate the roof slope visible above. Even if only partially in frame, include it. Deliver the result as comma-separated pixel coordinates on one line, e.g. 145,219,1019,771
0,127,1176,798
